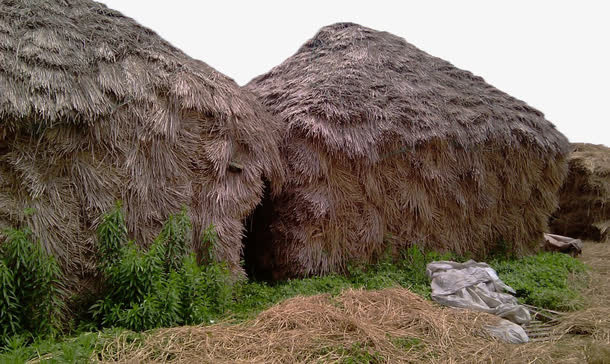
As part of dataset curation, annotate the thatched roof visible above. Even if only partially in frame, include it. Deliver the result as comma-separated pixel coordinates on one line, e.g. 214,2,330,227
245,23,569,279
551,143,610,242
0,0,283,279
0,0,266,130
248,23,566,156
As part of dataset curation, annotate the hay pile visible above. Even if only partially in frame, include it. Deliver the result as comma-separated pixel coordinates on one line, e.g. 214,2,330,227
551,143,610,242
95,284,610,363
88,242,610,363
0,0,283,283
96,288,503,363
244,23,569,279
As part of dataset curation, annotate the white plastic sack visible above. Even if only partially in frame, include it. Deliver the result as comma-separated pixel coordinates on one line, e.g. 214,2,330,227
426,260,531,325
484,318,530,344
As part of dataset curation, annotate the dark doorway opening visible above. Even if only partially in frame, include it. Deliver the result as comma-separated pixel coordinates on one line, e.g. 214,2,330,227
242,178,276,281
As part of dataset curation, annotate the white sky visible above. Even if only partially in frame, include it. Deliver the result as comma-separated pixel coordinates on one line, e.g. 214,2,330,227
100,0,609,146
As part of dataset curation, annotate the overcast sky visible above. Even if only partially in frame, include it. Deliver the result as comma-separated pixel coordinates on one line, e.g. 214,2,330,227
100,0,608,146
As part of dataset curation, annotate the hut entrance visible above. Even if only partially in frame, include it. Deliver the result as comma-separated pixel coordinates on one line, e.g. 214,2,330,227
243,178,276,281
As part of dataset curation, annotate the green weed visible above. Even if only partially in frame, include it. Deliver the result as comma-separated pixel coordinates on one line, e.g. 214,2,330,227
90,204,233,332
0,227,64,346
389,335,424,351
310,342,383,364
491,252,588,311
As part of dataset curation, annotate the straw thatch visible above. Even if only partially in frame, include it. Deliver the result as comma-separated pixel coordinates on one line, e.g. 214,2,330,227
0,0,283,281
245,23,569,280
551,143,610,242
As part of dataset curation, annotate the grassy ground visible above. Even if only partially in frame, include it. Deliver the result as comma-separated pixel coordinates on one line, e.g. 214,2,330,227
486,241,610,363
0,245,604,363
538,242,610,362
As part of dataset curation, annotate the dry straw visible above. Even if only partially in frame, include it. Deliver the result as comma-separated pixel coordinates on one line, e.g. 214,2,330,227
0,0,284,287
84,243,610,363
551,143,610,242
96,288,502,363
245,22,570,279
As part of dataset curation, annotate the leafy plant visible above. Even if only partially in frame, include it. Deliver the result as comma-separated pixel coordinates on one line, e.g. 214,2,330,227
0,260,19,343
180,254,232,325
491,252,587,310
96,202,128,270
201,223,219,263
0,228,64,345
0,335,31,362
0,328,130,363
154,207,191,272
91,205,233,331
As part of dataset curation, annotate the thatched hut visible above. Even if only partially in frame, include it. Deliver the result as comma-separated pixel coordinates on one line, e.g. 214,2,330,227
551,143,609,242
244,23,569,280
0,0,283,280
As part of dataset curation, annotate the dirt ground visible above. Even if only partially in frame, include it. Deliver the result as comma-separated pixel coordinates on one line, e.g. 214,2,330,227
543,241,610,363
497,241,610,363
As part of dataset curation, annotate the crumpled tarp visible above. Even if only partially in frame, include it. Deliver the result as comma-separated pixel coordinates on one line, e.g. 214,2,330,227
426,260,531,343
544,233,583,256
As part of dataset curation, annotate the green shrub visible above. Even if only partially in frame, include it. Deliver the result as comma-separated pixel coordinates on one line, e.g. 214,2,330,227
109,242,163,303
96,202,128,270
91,205,233,331
0,228,63,345
0,260,19,342
180,254,232,324
91,240,168,330
153,208,191,272
201,223,220,263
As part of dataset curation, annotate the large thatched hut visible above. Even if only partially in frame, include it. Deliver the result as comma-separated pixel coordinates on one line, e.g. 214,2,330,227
0,0,283,281
551,143,609,242
245,23,569,280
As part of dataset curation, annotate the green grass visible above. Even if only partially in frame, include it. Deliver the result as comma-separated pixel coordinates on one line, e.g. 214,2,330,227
227,245,457,320
314,342,383,364
490,252,588,311
0,329,138,364
2,204,590,362
0,248,589,363
389,335,424,351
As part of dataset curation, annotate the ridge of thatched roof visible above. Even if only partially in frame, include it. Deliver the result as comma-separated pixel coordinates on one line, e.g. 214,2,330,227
0,0,264,132
247,22,568,160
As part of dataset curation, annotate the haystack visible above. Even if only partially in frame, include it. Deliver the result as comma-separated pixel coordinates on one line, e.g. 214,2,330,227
551,143,610,242
0,0,283,281
244,23,569,280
